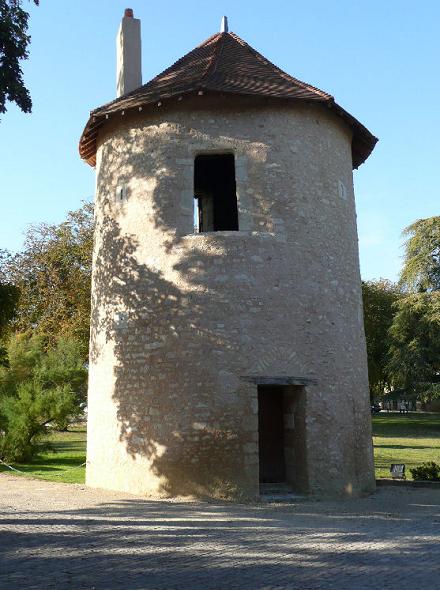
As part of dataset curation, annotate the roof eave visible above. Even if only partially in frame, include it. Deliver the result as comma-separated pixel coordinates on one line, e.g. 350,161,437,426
79,91,377,169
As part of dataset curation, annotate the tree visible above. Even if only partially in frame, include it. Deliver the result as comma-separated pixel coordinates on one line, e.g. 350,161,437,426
387,292,440,401
0,250,19,365
400,216,440,292
0,0,39,116
0,282,19,366
0,250,19,332
362,279,401,398
385,216,440,403
1,202,94,358
0,282,18,330
0,333,87,461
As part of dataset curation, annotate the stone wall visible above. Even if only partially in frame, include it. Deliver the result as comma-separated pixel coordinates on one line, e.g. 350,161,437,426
86,96,375,499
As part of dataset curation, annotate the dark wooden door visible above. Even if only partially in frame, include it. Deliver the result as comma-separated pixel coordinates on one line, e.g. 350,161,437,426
258,386,286,483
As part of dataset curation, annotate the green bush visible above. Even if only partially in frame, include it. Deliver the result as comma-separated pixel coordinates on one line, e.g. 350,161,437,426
0,333,87,462
410,461,440,481
0,381,77,462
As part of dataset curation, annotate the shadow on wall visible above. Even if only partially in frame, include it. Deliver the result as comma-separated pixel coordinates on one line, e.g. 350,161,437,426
90,214,244,498
89,125,278,499
89,110,343,498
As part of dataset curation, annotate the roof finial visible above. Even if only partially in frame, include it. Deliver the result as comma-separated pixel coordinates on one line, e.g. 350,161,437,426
220,16,229,33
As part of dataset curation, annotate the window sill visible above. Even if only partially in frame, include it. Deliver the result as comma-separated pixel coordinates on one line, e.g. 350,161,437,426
182,230,277,239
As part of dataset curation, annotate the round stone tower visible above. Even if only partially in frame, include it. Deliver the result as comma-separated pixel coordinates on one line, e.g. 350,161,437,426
80,13,378,499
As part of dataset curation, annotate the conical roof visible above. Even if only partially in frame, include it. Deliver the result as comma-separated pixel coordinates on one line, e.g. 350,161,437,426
79,31,377,168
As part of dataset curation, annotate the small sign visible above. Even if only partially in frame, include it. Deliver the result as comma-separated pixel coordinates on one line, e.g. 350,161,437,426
390,464,406,479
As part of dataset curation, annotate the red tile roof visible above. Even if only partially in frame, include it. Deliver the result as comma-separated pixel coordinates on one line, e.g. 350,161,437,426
79,31,377,168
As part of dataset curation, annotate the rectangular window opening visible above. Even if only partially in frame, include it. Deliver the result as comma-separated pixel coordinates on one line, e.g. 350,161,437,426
194,154,239,232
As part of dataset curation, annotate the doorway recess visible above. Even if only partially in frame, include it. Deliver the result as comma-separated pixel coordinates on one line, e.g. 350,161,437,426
256,382,309,493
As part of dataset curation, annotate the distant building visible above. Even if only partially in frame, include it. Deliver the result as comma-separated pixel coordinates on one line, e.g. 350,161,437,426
79,10,377,499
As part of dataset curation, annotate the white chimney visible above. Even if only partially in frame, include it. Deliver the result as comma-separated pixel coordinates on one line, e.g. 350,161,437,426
116,8,142,97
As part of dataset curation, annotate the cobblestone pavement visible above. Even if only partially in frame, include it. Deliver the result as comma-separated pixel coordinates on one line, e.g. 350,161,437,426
0,474,439,589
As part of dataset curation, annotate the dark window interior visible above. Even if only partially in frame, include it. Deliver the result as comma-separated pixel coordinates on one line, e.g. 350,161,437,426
194,154,239,232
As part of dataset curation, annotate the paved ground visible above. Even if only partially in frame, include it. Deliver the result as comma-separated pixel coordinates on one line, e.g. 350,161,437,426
0,474,439,589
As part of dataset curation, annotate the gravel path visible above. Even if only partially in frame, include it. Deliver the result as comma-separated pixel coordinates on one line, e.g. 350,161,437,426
1,473,439,589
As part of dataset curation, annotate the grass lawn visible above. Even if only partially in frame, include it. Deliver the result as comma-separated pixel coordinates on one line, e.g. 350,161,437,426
0,424,86,484
373,412,440,479
1,414,439,485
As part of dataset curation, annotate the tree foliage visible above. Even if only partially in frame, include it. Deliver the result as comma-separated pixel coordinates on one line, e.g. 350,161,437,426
382,216,440,402
0,203,92,462
363,217,440,401
400,216,440,292
0,333,87,462
1,202,94,358
362,279,401,398
0,250,19,365
0,0,39,116
0,281,19,336
387,292,440,400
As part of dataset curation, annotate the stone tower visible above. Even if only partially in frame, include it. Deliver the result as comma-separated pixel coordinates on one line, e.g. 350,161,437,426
79,11,378,499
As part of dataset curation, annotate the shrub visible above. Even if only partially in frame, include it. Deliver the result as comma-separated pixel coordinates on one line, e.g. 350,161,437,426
0,333,87,462
0,381,77,461
410,461,440,481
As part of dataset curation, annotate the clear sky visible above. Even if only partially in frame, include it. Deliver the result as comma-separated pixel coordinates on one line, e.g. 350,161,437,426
1,0,439,281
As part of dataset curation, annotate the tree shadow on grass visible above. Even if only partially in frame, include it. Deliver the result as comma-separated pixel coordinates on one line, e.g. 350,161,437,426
375,443,439,450
44,441,86,453
372,414,440,439
29,456,86,468
3,456,86,476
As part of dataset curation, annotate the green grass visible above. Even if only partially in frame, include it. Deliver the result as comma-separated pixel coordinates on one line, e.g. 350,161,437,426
0,424,86,484
1,414,439,485
373,412,440,479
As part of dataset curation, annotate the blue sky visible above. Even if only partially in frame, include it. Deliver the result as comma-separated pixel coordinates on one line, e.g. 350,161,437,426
1,0,439,281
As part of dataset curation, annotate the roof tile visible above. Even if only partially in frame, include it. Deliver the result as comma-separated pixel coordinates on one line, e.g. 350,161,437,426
79,31,377,167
